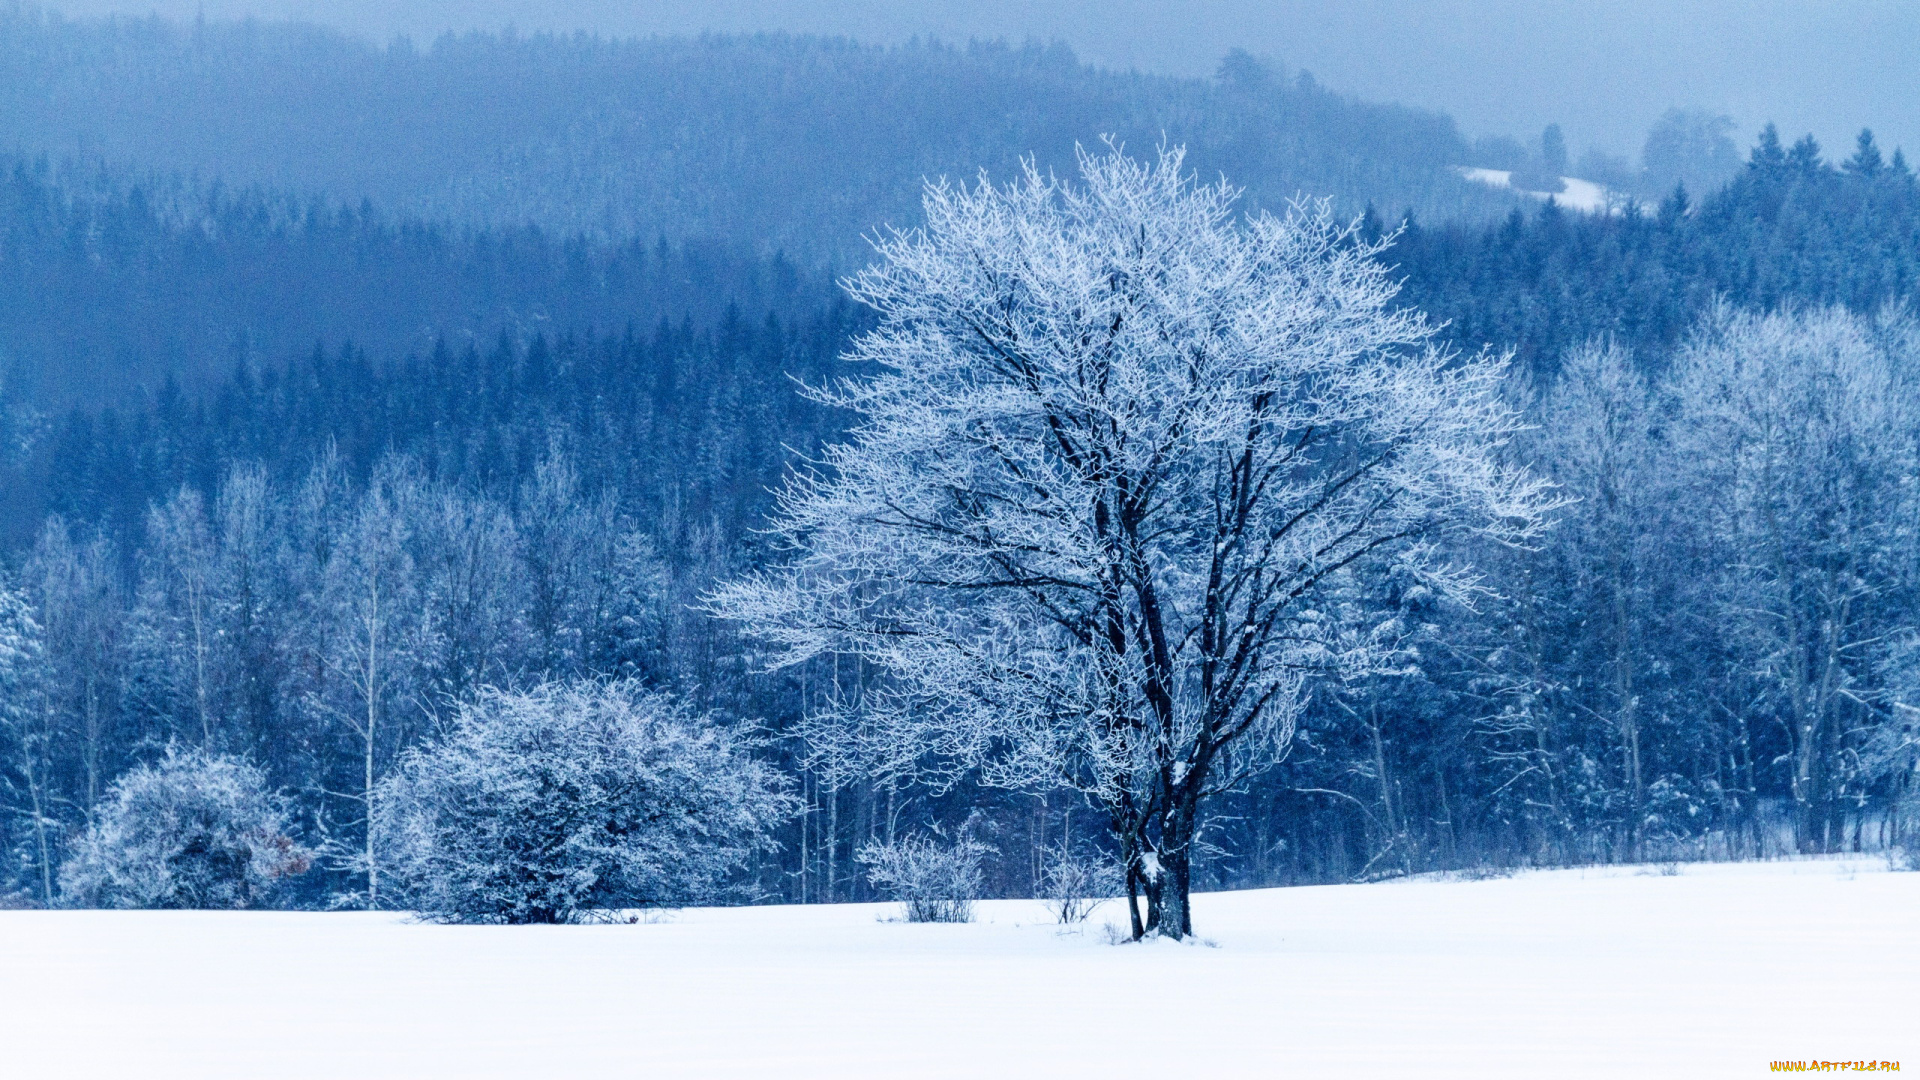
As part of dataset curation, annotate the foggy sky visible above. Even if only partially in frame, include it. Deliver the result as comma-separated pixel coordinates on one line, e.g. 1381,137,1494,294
42,0,1920,164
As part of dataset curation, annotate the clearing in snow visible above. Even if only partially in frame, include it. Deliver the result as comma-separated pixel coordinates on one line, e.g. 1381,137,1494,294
1458,166,1626,215
1,858,1911,1078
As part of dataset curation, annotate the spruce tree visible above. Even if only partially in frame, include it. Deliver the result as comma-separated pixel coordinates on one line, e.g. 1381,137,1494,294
1845,129,1885,177
1750,123,1787,171
1788,134,1826,173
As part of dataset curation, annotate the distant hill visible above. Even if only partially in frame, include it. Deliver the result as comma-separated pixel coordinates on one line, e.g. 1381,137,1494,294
0,158,821,405
0,12,1519,260
0,11,1540,409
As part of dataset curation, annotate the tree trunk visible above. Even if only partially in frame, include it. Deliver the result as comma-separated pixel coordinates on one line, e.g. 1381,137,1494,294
1141,791,1197,939
1366,702,1405,870
23,744,54,906
363,580,381,909
1152,847,1194,939
1118,826,1145,939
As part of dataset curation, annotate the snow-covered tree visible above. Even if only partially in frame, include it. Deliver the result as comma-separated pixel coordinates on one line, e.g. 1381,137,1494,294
307,463,423,908
375,680,797,924
141,488,220,744
1534,339,1664,854
23,520,127,829
710,145,1555,937
1038,839,1123,924
59,747,310,909
120,489,221,748
515,452,671,682
1669,304,1920,851
412,484,521,712
0,570,57,904
210,464,290,762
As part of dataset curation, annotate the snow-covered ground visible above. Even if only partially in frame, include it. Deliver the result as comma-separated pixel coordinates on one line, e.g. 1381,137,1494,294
2,858,1912,1078
1458,166,1626,215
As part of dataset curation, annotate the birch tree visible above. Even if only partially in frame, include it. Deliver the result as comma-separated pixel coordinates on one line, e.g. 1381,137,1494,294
135,489,219,744
311,468,421,907
710,145,1554,937
0,571,56,904
24,519,126,821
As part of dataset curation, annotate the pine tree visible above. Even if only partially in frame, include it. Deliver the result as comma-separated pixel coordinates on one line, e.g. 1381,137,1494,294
1845,129,1885,177
1750,123,1787,171
1660,183,1691,223
1788,134,1826,174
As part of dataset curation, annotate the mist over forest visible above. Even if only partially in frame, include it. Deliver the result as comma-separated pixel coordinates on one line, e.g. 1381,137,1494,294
2,1,1919,934
39,0,1920,158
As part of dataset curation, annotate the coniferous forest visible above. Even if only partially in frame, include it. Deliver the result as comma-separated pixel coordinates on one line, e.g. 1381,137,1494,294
3,9,1920,920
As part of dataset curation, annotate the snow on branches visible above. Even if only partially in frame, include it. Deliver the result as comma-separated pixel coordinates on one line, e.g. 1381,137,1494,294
374,680,798,924
708,144,1556,937
59,748,310,909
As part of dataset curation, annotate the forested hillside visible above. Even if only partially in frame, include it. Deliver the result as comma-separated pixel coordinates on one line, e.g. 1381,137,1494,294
1395,127,1920,374
15,126,1913,553
3,13,1919,915
0,12,1526,406
0,11,1509,256
0,158,818,404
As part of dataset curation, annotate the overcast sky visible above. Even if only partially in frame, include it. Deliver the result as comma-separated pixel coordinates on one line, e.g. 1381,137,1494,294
44,0,1920,162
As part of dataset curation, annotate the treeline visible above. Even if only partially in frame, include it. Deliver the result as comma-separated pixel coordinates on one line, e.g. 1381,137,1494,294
12,125,1920,514
1,451,739,906
3,300,864,546
0,158,818,405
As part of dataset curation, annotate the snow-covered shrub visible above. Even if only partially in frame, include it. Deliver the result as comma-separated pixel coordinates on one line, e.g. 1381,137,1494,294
60,748,310,909
1038,842,1122,924
375,680,796,924
857,832,993,923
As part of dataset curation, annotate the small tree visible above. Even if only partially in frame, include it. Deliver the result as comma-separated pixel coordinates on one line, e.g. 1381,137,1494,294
857,831,993,923
0,574,58,905
60,748,310,909
1038,841,1123,924
311,471,418,910
1641,109,1741,197
375,680,797,924
710,145,1553,938
1511,124,1570,193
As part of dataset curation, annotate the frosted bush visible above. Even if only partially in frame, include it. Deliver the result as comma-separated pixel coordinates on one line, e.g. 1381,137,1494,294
1039,842,1123,924
857,832,993,923
375,680,797,924
60,748,310,909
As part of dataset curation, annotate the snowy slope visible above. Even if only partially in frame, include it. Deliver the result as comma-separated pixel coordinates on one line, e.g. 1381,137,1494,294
1,858,1912,1078
1458,166,1627,215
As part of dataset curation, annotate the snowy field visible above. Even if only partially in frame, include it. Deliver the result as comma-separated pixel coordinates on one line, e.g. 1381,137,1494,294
2,858,1913,1079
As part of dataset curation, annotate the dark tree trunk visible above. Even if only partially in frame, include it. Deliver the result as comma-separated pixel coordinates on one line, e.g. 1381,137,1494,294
1139,787,1198,939
1123,860,1145,940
